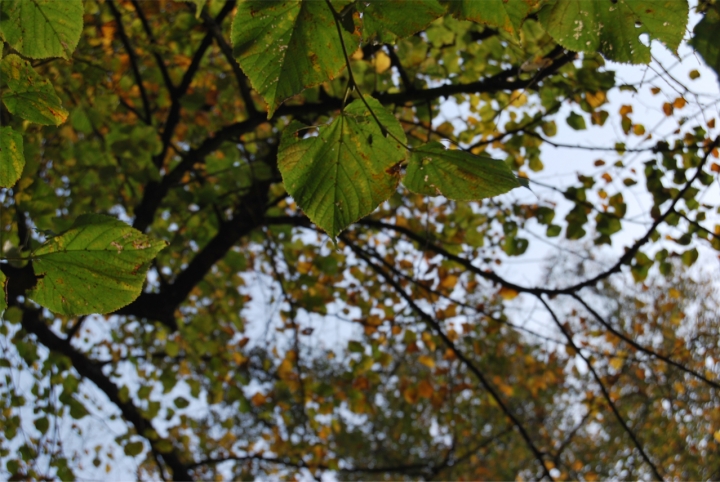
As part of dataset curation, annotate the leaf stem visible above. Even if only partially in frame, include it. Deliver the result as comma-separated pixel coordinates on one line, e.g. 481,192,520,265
325,0,411,150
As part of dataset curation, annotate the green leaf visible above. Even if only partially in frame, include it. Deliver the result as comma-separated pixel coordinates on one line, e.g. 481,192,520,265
0,126,24,188
278,98,406,237
28,214,168,316
359,0,445,42
0,55,68,125
34,416,49,435
690,7,720,81
681,248,698,267
596,213,621,236
0,0,83,60
566,112,586,130
537,0,688,64
124,441,145,457
445,0,534,38
403,142,521,200
232,0,360,118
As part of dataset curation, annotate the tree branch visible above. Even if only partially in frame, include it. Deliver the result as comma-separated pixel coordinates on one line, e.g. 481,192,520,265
17,306,192,481
340,234,555,481
537,296,664,480
129,0,175,95
106,0,153,124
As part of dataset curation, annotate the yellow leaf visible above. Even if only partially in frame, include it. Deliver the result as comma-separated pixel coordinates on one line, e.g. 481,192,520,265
403,386,419,404
499,287,518,300
418,355,435,369
421,332,436,351
610,357,623,370
374,50,391,74
714,430,720,443
586,91,606,108
440,274,458,289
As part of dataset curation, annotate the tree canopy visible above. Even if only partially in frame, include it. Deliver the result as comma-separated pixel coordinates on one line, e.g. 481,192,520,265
1,0,720,480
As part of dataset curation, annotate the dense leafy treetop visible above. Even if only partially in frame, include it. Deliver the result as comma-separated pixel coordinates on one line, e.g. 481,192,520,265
1,0,720,480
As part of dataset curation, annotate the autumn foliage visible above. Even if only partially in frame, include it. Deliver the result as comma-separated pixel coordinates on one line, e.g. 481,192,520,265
1,0,720,480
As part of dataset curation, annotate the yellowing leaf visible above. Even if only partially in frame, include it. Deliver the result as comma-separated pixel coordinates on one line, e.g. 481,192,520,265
29,214,167,315
499,286,519,300
0,127,23,188
0,54,68,125
418,355,435,369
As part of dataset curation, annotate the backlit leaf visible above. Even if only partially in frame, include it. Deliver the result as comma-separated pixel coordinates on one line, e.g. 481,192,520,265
403,142,521,200
232,0,360,118
537,0,688,64
0,126,24,188
278,98,406,237
445,0,535,37
359,0,445,42
0,0,83,59
29,214,168,315
0,55,68,125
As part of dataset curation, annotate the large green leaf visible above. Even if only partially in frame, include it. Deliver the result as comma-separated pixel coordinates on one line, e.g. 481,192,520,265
29,214,168,316
0,127,24,188
359,0,446,42
690,7,720,81
445,0,536,38
232,0,360,118
537,0,688,64
0,55,68,126
403,142,522,200
0,0,83,60
278,97,406,237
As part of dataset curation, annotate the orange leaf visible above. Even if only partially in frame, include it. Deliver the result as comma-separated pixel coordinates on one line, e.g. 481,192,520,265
251,392,267,407
619,105,633,116
418,380,433,398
